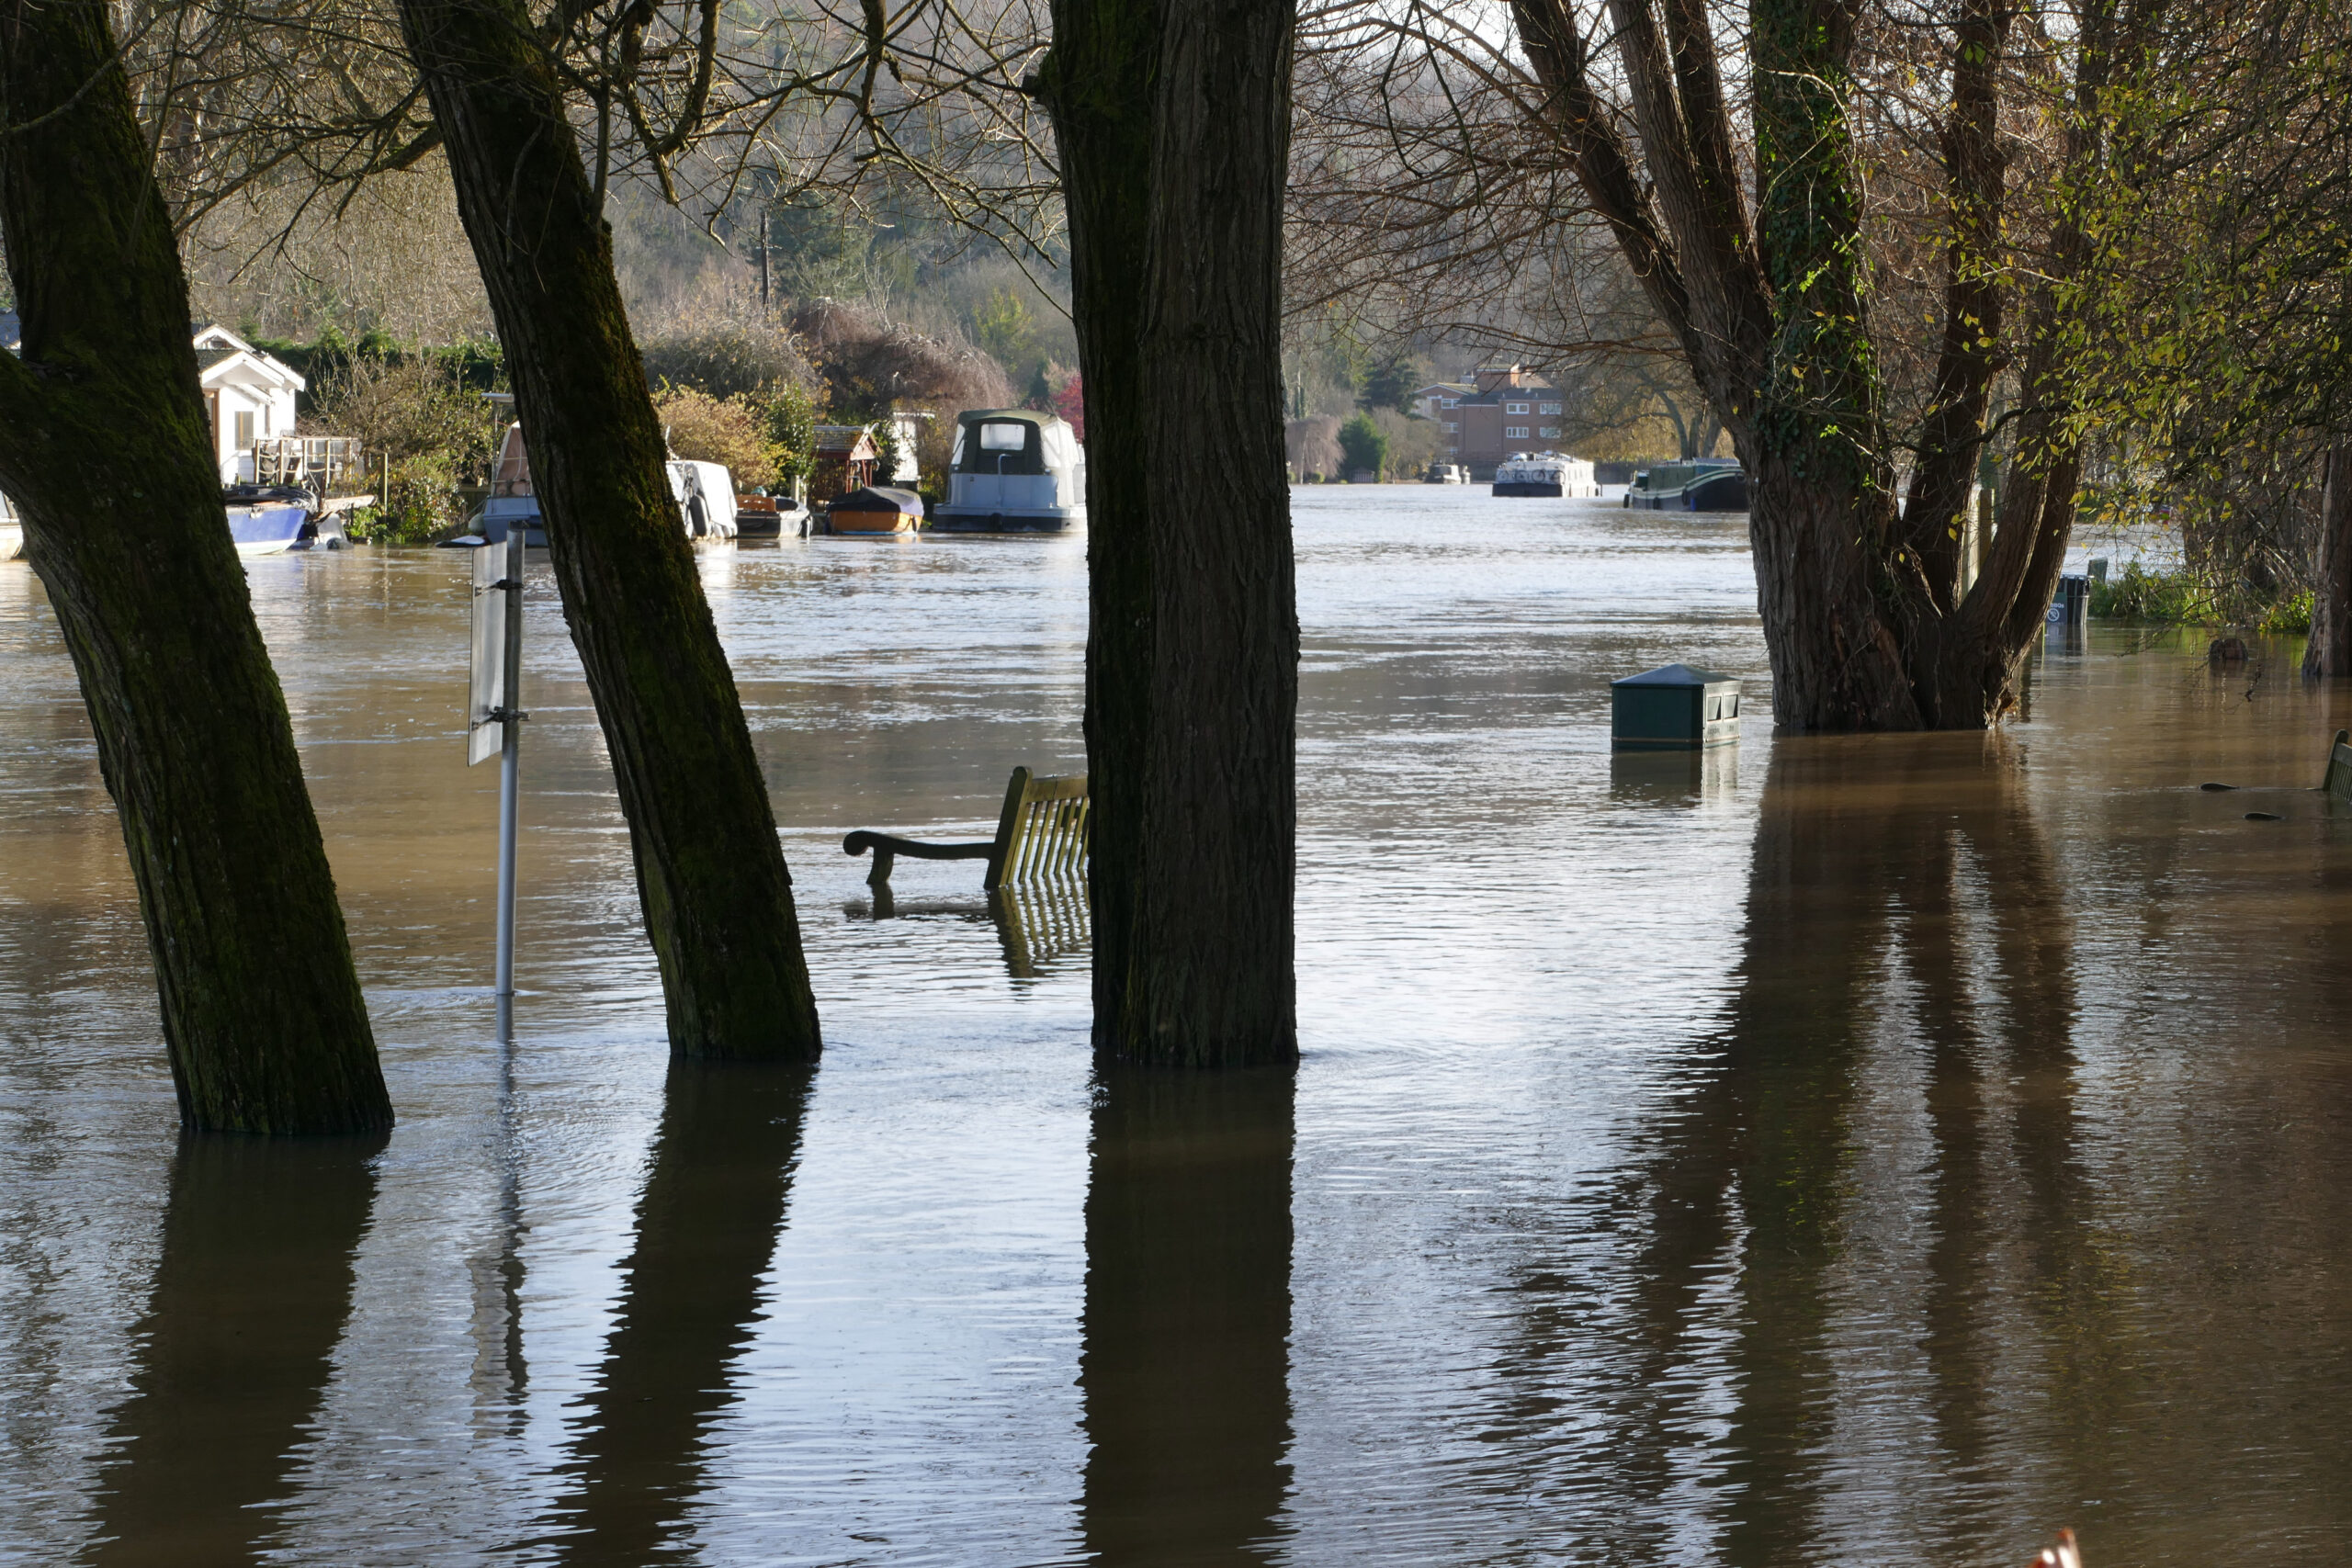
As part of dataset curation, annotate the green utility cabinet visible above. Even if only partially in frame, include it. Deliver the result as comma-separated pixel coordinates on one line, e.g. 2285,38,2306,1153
1611,663,1742,750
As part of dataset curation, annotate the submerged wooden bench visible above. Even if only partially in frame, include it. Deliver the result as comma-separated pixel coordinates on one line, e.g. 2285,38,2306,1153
843,768,1090,890
2325,728,2352,803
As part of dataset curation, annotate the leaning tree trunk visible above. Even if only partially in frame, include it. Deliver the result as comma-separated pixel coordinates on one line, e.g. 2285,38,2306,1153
2304,442,2352,679
0,0,390,1134
1039,0,1300,1066
398,0,820,1061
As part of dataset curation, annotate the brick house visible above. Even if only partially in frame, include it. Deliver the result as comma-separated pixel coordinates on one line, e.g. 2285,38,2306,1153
1430,363,1567,479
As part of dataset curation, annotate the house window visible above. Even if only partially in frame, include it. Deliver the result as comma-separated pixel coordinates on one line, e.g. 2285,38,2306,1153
234,411,254,449
1540,426,1561,438
1443,422,1459,433
1506,426,1529,439
1540,401,1562,414
1506,401,1530,414
1441,398,1458,408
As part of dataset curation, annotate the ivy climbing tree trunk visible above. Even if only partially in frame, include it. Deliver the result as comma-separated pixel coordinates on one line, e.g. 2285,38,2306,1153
1039,0,1300,1065
1511,0,2116,730
0,0,390,1134
399,0,821,1061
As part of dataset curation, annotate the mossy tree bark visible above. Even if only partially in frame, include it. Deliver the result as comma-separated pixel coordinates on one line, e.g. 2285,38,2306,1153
0,0,390,1134
398,0,820,1060
1037,0,1300,1066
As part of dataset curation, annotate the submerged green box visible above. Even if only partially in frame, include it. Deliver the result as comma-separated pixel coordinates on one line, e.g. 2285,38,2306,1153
1611,663,1742,750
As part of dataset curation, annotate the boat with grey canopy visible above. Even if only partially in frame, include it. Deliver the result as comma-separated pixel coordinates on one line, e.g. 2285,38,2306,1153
931,409,1087,534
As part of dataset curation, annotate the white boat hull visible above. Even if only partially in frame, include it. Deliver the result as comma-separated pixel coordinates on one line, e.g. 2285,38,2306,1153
228,502,312,557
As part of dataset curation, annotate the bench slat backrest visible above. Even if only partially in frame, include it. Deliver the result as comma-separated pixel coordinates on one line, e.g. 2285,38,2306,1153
2326,728,2352,804
986,768,1091,891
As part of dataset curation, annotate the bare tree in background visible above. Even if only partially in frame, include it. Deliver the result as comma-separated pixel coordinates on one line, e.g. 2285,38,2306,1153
1289,0,2136,730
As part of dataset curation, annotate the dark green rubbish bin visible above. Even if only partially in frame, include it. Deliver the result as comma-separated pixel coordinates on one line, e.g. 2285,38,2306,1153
1611,663,1742,750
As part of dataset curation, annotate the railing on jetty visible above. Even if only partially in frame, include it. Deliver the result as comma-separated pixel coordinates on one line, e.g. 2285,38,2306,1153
251,435,364,493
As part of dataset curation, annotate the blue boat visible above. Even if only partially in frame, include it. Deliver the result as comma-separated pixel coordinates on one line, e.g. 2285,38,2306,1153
226,502,313,556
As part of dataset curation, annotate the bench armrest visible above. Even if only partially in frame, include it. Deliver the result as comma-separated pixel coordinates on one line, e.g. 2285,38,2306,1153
842,830,996,887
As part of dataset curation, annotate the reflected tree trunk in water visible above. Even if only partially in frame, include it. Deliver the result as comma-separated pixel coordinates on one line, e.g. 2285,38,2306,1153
1712,741,1883,1566
537,1064,815,1565
81,1136,382,1566
1081,1066,1295,1564
1623,736,2084,1565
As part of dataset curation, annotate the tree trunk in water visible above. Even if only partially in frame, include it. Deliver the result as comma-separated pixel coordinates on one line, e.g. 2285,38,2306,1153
1741,0,1919,729
1041,0,1300,1066
2304,443,2352,679
1511,0,2109,732
0,0,390,1134
398,0,820,1061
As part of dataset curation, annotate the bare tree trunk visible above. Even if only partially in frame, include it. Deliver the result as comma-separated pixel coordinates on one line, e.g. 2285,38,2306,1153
398,0,820,1061
2304,442,2352,678
1040,0,1300,1066
0,0,390,1134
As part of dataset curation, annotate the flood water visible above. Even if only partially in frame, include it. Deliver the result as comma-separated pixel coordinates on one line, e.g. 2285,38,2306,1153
4,490,2351,1566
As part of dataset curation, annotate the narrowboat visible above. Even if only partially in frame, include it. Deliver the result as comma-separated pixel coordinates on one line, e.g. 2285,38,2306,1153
823,485,927,536
1493,452,1599,498
931,409,1086,533
1624,459,1747,511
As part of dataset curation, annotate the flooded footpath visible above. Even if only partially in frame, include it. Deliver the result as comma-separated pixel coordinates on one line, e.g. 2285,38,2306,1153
4,488,2352,1566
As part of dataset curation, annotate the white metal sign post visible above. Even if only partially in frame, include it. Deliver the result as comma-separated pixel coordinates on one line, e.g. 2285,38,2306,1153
469,533,526,1040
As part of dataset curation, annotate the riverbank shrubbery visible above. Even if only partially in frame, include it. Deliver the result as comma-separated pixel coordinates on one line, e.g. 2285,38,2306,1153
650,381,820,495
345,456,464,546
2089,561,2314,633
307,354,503,542
2090,562,2212,622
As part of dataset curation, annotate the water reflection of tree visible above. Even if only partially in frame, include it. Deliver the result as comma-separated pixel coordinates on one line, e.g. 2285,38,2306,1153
1624,735,2095,1566
536,1064,816,1566
80,1135,382,1567
1080,1066,1295,1566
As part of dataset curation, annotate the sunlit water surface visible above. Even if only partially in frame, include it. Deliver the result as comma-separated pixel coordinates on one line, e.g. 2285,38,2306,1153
3,489,2349,1566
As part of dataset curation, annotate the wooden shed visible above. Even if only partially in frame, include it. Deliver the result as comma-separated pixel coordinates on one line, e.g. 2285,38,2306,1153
812,424,881,498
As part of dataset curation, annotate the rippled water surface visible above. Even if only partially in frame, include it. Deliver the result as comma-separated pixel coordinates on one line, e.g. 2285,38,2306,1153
5,489,2351,1566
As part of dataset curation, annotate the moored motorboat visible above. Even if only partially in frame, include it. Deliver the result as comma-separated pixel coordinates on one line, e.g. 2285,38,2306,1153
823,485,926,536
227,501,313,556
1492,452,1599,497
465,424,544,547
931,409,1086,533
1424,462,1469,484
1624,458,1747,511
668,459,739,540
0,491,20,560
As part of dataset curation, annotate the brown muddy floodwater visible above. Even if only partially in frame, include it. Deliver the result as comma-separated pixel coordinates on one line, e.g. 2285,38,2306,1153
4,490,2352,1567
